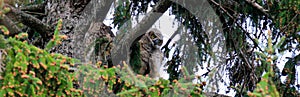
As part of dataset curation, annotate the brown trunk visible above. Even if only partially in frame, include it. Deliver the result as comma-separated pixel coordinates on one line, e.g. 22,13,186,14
43,0,114,64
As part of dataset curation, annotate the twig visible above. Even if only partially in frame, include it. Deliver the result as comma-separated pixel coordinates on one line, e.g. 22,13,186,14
161,24,184,51
245,0,269,17
209,0,264,52
209,0,234,19
280,14,299,33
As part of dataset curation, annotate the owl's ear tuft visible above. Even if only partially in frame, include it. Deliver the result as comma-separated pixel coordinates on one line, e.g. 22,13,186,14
148,31,154,35
148,31,156,39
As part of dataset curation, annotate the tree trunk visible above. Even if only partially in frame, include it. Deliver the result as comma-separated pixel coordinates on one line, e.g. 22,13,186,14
43,0,116,96
43,0,114,64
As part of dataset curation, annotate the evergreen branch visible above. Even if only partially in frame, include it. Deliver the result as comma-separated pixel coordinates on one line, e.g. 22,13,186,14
209,0,264,52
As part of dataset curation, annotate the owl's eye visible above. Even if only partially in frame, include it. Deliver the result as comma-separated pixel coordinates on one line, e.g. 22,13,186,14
151,34,156,39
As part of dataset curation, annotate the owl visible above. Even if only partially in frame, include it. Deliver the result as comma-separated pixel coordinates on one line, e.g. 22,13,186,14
129,28,164,79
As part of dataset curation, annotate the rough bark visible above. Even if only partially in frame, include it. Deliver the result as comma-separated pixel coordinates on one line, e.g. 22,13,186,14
44,0,83,56
43,0,114,64
0,15,22,35
72,0,114,63
5,4,52,38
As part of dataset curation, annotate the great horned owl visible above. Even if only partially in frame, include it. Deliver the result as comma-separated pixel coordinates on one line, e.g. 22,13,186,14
130,28,164,78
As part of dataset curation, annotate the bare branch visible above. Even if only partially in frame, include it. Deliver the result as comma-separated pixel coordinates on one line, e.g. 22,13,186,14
245,0,269,17
0,15,22,35
21,3,45,13
6,4,52,38
209,0,235,19
162,24,183,49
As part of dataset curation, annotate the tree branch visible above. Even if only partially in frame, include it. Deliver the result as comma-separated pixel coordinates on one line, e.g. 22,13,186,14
280,14,299,33
5,4,52,38
72,0,114,62
74,0,92,13
161,24,183,57
0,15,22,35
162,25,183,49
245,0,270,17
21,3,45,13
209,0,235,19
112,0,172,65
209,0,264,52
95,0,114,22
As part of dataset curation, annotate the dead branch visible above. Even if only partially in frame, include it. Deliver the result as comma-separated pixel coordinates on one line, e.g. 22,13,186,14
5,4,52,38
0,15,22,35
245,0,270,17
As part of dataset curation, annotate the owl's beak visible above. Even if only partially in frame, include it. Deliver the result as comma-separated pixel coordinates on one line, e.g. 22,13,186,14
153,39,163,49
153,39,162,45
